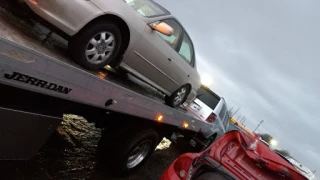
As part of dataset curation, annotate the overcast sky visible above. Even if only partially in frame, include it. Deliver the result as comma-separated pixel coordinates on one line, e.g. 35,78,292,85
155,0,320,174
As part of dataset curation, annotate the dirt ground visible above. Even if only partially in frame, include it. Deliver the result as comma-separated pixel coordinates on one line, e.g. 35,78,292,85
0,115,193,180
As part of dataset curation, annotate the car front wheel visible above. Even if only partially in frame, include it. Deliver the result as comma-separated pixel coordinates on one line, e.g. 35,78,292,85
69,21,122,70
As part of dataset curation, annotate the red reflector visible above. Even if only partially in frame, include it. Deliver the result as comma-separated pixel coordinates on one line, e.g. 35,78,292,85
173,156,193,179
206,113,217,123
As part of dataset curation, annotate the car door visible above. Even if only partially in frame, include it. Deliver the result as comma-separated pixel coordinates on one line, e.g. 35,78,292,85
150,19,190,93
169,30,198,90
126,18,184,94
153,20,199,96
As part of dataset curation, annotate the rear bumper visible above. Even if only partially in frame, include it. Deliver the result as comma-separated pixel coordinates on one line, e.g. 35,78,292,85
0,107,62,160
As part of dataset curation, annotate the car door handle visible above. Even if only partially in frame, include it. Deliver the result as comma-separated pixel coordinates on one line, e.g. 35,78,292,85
168,58,172,61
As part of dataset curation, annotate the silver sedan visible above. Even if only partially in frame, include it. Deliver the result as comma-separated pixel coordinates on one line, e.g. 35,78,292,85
24,0,201,108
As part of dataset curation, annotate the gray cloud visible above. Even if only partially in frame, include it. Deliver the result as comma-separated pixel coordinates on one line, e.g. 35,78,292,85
156,0,320,174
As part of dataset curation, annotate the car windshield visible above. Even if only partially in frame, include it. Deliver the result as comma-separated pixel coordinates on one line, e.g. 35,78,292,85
124,0,170,18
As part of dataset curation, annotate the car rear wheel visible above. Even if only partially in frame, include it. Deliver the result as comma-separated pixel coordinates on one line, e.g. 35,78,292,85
166,85,190,108
69,21,122,70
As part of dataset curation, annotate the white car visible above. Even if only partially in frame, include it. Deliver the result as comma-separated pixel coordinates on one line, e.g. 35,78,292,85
24,0,201,108
185,85,230,150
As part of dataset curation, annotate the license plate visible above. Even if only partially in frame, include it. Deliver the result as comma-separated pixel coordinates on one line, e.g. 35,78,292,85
190,102,202,111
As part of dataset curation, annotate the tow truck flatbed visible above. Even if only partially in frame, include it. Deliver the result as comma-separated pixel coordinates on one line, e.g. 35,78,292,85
0,1,214,167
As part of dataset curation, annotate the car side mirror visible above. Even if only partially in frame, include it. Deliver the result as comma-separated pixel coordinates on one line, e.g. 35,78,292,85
150,22,174,36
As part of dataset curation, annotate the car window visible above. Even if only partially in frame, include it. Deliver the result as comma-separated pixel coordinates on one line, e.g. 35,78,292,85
225,120,231,130
156,19,182,49
223,113,230,128
196,87,220,110
219,103,227,119
178,33,194,65
125,0,169,18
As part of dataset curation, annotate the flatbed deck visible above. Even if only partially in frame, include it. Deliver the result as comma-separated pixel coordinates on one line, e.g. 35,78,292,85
0,2,213,136
0,3,163,102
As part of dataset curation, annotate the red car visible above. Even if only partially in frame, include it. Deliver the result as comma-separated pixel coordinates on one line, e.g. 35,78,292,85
161,130,307,180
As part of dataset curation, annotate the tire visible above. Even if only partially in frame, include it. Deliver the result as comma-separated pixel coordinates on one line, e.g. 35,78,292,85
115,67,128,79
196,172,229,180
165,85,191,108
110,129,160,176
69,21,122,70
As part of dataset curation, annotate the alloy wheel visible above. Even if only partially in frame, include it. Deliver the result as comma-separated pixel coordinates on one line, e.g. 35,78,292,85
126,140,152,169
85,31,116,64
173,87,187,106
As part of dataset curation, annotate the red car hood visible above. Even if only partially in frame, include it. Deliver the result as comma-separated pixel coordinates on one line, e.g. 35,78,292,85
206,131,307,180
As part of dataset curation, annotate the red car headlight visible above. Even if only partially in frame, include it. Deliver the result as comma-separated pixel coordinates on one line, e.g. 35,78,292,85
173,156,193,180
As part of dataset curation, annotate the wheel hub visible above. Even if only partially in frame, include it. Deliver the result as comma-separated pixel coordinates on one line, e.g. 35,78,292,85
97,43,107,54
85,32,116,64
126,140,152,169
173,87,187,106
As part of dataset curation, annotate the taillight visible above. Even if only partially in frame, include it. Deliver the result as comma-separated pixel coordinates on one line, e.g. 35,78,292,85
173,156,193,180
206,113,217,123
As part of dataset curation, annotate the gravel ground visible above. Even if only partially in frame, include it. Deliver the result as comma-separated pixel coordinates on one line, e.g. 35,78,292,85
0,115,193,180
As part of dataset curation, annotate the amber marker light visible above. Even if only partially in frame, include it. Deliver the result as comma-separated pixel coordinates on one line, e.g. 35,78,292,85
97,71,107,79
157,114,163,122
183,122,189,128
